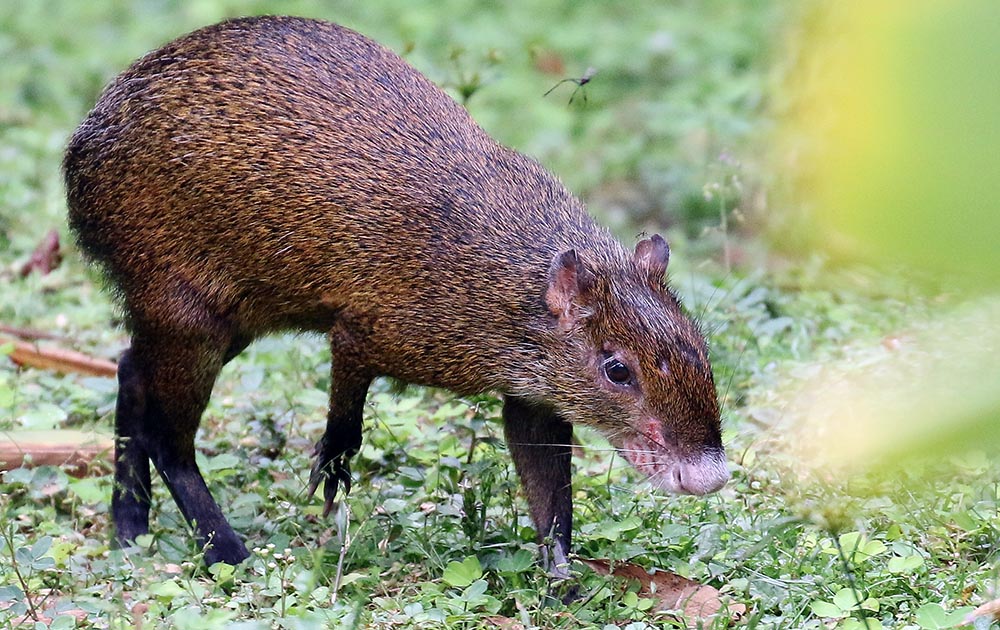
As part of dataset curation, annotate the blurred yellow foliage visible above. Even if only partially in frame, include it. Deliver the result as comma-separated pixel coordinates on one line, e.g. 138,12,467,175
779,1,1000,467
785,0,1000,288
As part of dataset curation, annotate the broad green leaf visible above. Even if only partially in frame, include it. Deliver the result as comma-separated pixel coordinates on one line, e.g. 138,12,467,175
49,616,77,630
149,580,187,599
497,549,534,574
0,585,24,602
836,532,886,563
887,554,924,574
590,516,643,542
811,600,845,618
838,531,861,554
200,452,241,473
462,579,488,601
0,383,14,407
46,540,75,565
69,477,107,504
915,603,976,630
395,396,422,413
915,603,950,630
339,572,367,587
950,511,979,532
382,498,408,513
403,602,423,617
208,562,235,581
18,403,67,429
860,539,887,559
30,535,52,559
833,588,862,612
622,590,640,609
442,556,482,588
296,388,329,408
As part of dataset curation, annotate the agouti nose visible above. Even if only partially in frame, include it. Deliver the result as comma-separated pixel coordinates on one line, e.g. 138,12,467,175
677,452,730,495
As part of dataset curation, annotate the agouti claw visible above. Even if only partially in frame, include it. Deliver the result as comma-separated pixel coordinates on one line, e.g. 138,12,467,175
306,461,327,500
333,458,352,496
306,478,320,500
319,458,351,517
308,453,353,516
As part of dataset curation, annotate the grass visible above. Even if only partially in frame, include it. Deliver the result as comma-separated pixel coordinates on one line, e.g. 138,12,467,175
1,2,998,628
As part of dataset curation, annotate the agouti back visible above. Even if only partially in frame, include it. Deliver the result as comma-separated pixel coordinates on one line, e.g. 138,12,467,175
64,16,729,570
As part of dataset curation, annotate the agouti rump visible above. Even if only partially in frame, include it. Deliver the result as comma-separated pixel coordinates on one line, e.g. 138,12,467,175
64,16,729,571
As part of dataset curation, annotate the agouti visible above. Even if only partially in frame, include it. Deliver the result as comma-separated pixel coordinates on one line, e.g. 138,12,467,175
64,16,729,571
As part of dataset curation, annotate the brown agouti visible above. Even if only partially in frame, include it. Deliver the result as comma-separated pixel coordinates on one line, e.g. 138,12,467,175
64,16,729,571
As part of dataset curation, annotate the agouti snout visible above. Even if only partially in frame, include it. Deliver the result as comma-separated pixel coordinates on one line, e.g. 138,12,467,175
64,16,729,570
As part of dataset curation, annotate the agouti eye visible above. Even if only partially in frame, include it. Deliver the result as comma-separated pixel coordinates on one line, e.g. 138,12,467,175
603,358,632,385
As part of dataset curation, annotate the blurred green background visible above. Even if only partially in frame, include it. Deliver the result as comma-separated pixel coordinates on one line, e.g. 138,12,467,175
0,0,781,263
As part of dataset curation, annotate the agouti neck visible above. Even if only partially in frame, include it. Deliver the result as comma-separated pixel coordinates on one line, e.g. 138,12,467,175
351,181,627,398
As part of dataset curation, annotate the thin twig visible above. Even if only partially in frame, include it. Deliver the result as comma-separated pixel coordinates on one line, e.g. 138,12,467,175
833,534,873,629
0,325,64,342
331,501,352,604
1,335,117,377
3,522,40,621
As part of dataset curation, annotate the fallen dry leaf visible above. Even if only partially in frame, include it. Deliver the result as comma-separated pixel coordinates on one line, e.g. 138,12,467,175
0,430,114,477
580,558,747,622
532,49,565,76
484,615,526,629
19,229,62,277
965,598,1000,625
132,602,149,629
3,595,88,627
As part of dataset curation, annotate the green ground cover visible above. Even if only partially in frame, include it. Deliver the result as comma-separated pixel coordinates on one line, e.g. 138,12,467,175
1,2,997,628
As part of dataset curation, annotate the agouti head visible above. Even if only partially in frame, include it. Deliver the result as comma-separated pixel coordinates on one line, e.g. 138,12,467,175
543,235,728,495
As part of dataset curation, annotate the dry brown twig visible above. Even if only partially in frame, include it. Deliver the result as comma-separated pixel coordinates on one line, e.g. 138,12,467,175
1,335,117,377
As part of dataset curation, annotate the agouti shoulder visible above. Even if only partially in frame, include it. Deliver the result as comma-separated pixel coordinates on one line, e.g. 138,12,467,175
65,16,728,569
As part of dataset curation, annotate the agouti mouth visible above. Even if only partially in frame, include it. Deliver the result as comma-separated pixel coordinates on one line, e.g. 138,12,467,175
620,434,730,496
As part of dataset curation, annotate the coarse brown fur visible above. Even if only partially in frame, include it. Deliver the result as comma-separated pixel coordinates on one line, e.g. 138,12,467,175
64,16,728,570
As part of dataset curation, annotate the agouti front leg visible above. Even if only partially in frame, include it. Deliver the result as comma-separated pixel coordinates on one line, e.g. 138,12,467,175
307,337,372,516
503,396,574,578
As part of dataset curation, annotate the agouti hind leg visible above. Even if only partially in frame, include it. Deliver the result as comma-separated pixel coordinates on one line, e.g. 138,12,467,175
112,348,153,544
503,396,574,579
117,331,249,566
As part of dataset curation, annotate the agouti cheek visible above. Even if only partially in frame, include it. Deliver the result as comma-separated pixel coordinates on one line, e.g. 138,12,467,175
640,416,674,447
634,416,657,440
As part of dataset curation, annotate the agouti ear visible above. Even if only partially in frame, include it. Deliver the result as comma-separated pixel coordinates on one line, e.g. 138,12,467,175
546,249,596,330
634,234,670,287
